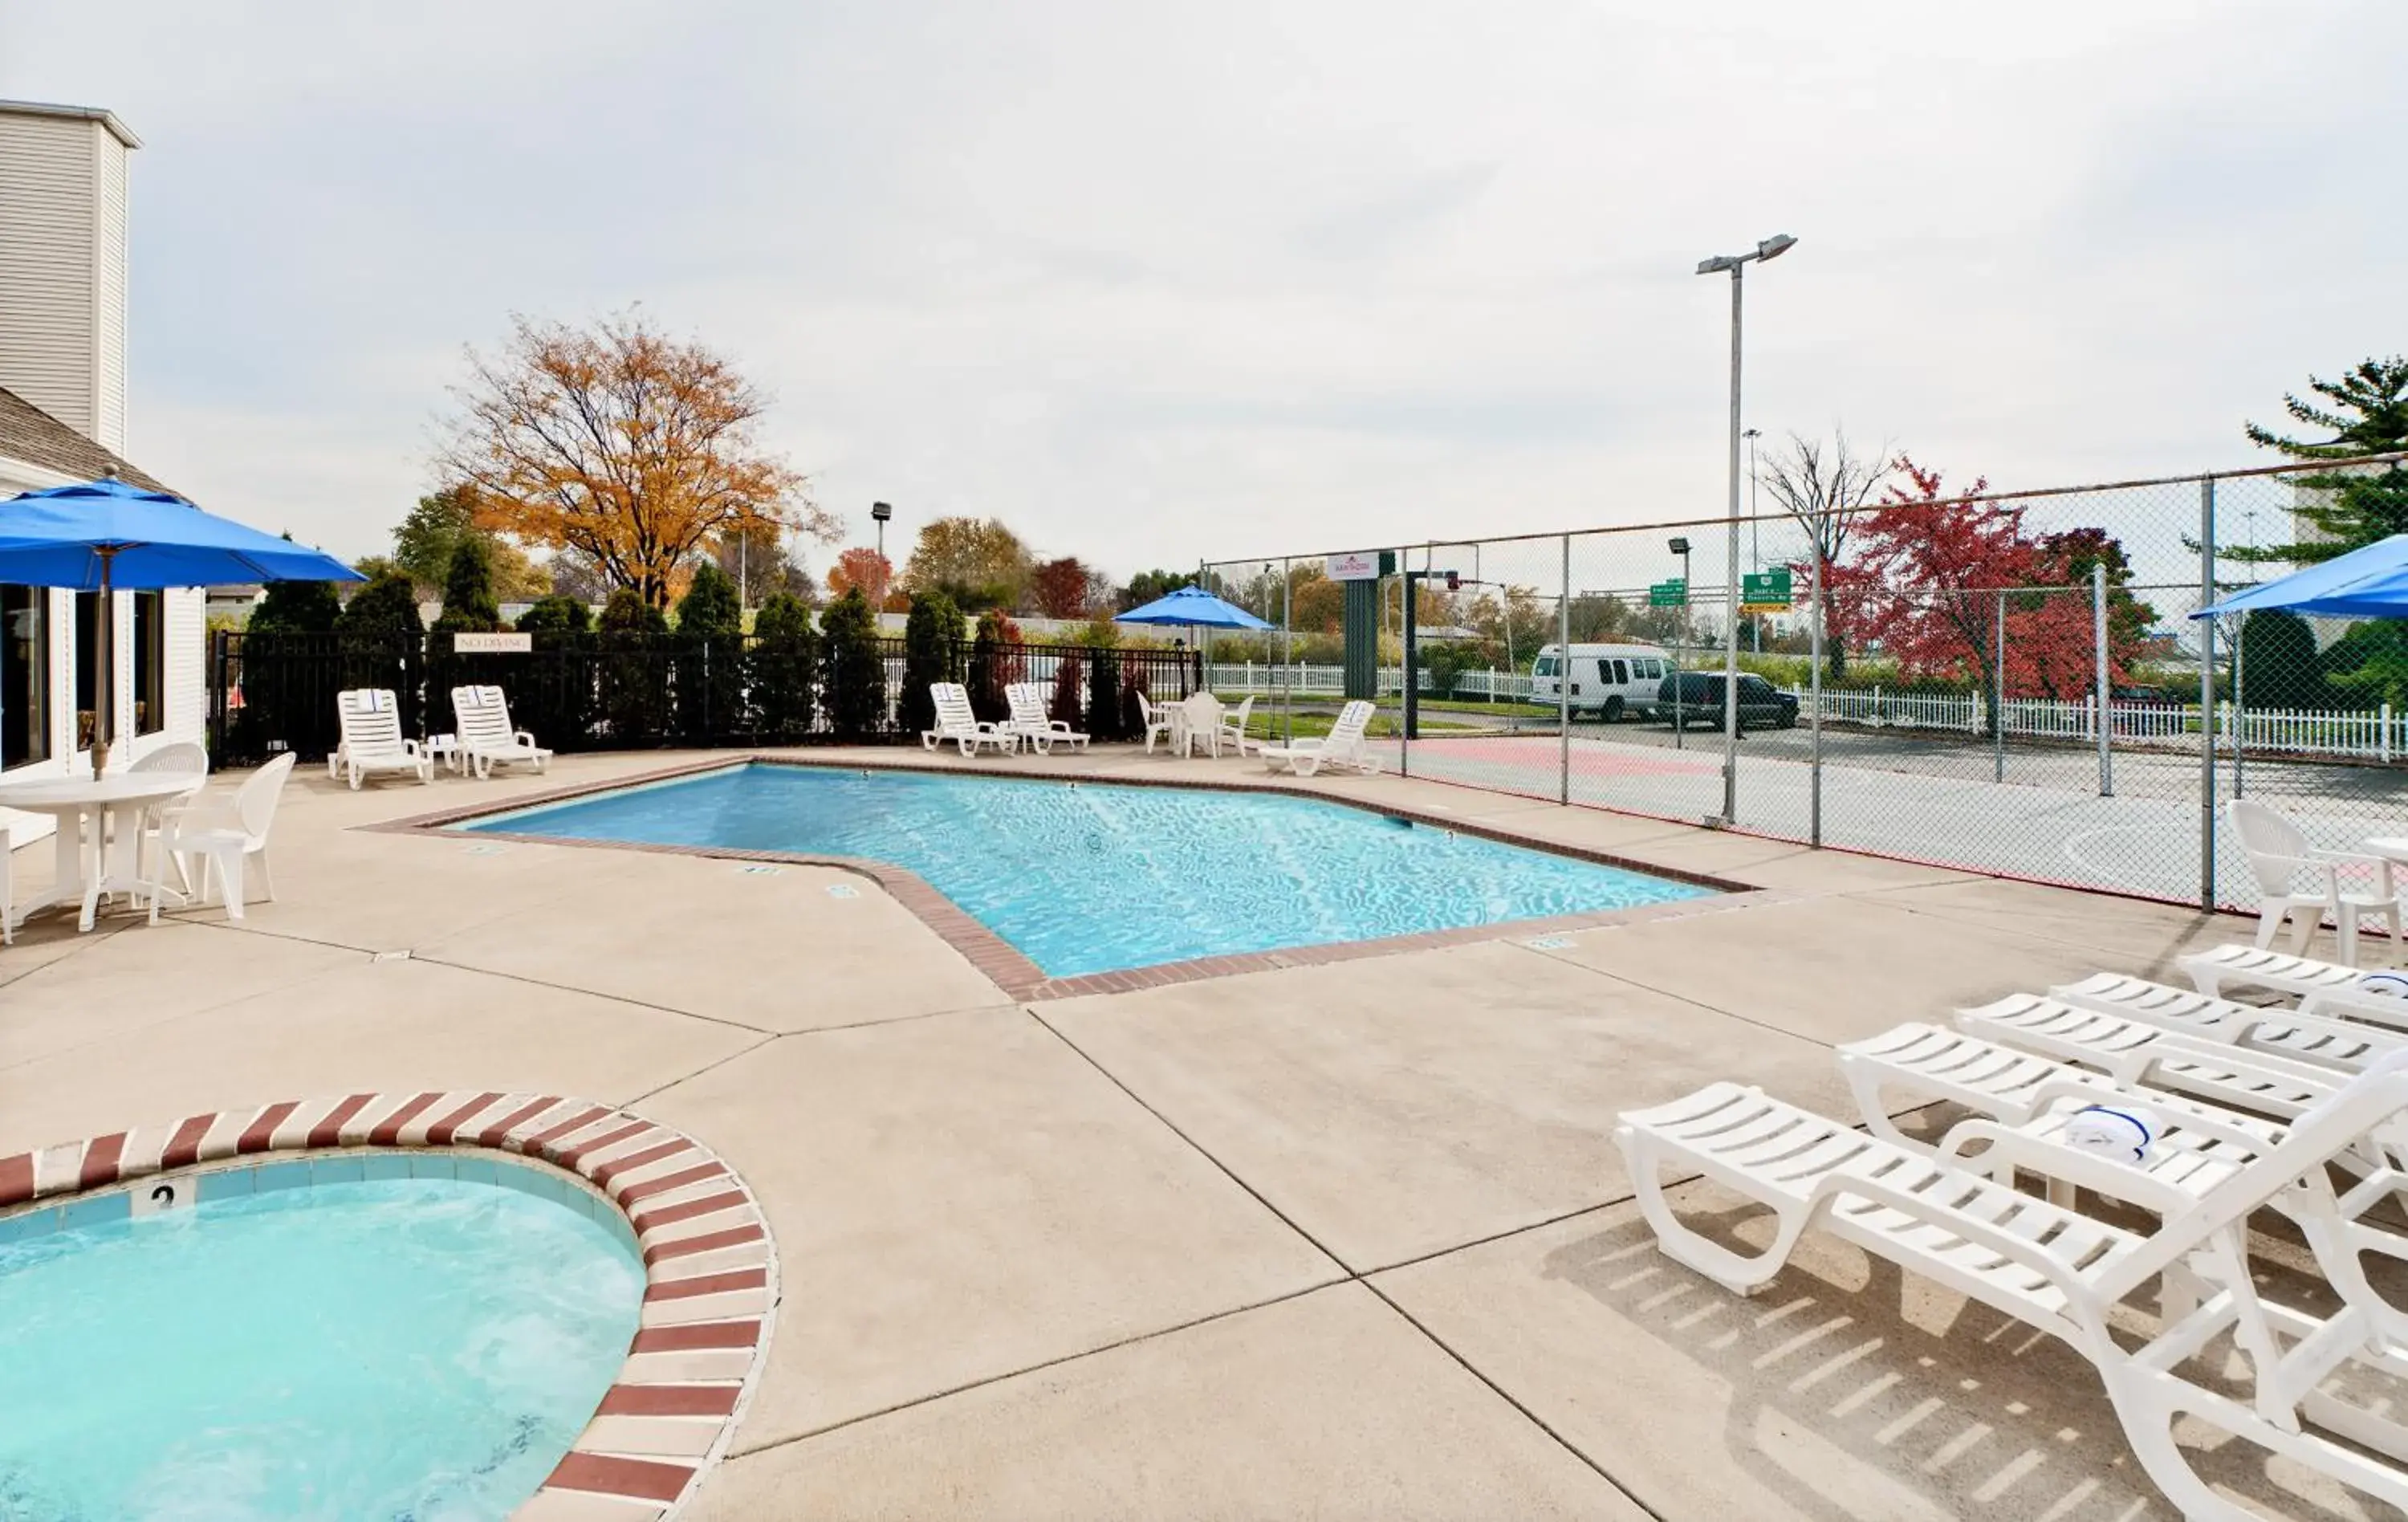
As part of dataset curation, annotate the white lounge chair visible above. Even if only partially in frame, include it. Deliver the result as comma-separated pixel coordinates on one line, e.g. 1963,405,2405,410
1004,682,1088,755
1137,692,1174,755
1617,1054,2408,1520
2178,944,2408,1028
2227,796,2402,965
1975,985,2406,1073
1258,699,1378,777
145,753,297,924
921,682,1015,758
331,689,432,790
452,686,552,778
1217,694,1258,757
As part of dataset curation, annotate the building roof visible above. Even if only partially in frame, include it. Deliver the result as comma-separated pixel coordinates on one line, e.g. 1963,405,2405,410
0,98,140,149
0,386,175,496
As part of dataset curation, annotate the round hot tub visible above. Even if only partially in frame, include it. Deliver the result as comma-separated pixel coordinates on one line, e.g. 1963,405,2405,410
0,1153,643,1520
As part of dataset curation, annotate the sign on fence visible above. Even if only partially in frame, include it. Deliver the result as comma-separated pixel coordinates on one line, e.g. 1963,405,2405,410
1740,569,1792,612
1648,579,1687,608
1326,551,1388,581
450,633,532,653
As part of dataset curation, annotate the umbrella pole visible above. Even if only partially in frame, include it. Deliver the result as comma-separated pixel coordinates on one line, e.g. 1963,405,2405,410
92,551,114,778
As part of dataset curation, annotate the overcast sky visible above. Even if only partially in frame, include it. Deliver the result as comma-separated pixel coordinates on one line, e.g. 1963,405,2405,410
1,1,2398,583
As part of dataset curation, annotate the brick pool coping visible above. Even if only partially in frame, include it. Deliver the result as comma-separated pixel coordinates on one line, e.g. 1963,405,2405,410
0,1092,777,1522
360,752,1773,1001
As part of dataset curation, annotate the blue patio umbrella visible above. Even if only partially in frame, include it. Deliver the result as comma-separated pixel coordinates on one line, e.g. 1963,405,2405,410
0,475,363,775
2192,534,2408,621
1114,584,1273,631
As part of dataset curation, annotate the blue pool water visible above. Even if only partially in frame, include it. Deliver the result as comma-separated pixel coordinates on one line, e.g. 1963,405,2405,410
0,1173,643,1521
466,763,1713,976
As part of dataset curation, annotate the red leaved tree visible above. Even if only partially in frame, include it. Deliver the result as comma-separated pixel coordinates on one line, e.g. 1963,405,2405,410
1827,457,2146,735
1029,556,1096,619
826,547,893,608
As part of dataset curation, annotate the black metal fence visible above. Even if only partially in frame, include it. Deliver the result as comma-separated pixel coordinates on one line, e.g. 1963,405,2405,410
209,630,1202,765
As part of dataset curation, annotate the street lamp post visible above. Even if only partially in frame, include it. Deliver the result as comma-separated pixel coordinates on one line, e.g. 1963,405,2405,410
871,501,893,566
1696,233,1796,824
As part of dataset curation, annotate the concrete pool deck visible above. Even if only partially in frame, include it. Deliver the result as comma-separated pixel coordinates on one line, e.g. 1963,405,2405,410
0,744,2383,1520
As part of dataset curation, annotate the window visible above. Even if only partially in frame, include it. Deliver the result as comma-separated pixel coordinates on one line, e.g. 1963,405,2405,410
1533,655,1558,677
2,585,45,769
132,591,164,735
1610,659,1630,684
74,591,100,752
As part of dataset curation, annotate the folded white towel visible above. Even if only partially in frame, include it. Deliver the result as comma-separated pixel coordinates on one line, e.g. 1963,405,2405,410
2360,971,2408,999
2061,1104,2159,1165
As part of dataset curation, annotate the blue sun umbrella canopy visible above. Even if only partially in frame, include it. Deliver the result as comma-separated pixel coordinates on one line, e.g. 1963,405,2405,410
0,476,363,589
1114,584,1273,630
0,476,362,774
2192,534,2408,621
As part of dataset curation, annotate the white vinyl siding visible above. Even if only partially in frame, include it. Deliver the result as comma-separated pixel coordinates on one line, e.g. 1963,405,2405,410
0,112,105,440
91,125,128,451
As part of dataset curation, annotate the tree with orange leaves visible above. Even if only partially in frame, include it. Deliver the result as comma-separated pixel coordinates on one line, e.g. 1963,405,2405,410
436,310,836,608
826,547,894,608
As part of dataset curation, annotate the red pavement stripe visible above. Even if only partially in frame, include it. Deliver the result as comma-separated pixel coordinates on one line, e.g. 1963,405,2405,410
78,1133,128,1190
526,1105,612,1153
632,1190,747,1235
543,1452,693,1504
642,1223,764,1268
474,1097,560,1149
425,1092,505,1146
367,1092,442,1146
0,1153,32,1208
160,1113,217,1170
238,1102,301,1154
630,1321,760,1353
596,1383,739,1418
590,1140,692,1189
306,1093,378,1150
616,1162,722,1207
555,1121,650,1169
643,1268,767,1303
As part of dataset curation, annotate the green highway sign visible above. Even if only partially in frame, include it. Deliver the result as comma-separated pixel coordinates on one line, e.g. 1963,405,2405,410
1648,579,1687,608
1740,568,1793,612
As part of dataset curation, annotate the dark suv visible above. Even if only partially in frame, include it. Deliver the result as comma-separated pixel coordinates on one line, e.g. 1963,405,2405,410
1655,671,1799,730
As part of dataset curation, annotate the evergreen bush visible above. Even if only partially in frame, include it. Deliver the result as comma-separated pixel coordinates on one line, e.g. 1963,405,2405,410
899,592,962,735
750,591,821,740
820,588,887,737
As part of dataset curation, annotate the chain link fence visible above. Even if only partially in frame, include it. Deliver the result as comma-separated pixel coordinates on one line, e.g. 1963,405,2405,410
1203,455,2408,915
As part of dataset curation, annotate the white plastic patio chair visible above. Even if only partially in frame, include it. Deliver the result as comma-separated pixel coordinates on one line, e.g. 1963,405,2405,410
332,690,432,789
1137,692,1174,755
1177,693,1224,757
1617,1052,2408,1520
921,682,1015,757
2226,797,2401,966
1216,694,1258,757
451,686,552,778
145,752,297,924
1004,682,1088,755
1257,699,1378,776
129,740,209,899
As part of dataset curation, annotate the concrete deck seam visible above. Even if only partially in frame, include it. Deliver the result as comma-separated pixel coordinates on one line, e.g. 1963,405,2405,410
723,1276,1350,1461
1354,1276,1669,1522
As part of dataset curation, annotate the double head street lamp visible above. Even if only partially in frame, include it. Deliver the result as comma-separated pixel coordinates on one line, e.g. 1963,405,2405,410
1695,233,1796,824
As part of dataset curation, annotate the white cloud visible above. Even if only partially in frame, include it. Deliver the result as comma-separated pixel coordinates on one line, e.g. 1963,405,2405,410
0,0,2397,584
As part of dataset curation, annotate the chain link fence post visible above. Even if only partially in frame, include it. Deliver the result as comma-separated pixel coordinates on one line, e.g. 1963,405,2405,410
2199,475,2218,910
2093,560,2114,797
1808,533,1824,848
1558,533,1572,804
1993,589,2006,783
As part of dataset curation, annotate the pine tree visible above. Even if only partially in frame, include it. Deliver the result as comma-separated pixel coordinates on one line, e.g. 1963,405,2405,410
898,592,962,734
433,536,502,633
675,561,743,636
2239,356,2408,562
336,572,423,641
246,579,341,633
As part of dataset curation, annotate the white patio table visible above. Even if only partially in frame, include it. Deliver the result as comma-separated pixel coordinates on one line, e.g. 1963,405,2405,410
0,771,203,934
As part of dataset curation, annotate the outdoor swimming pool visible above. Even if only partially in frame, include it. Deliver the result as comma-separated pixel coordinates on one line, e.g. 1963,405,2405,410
0,1166,643,1520
464,763,1714,976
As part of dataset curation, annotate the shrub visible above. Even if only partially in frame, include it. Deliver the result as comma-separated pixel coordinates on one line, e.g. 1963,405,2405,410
596,587,670,743
432,536,502,634
1084,645,1122,740
337,572,422,642
599,587,669,633
673,562,746,738
674,562,742,636
966,608,1023,722
1117,660,1149,739
515,594,592,634
750,591,820,741
820,588,887,737
898,592,963,735
1048,657,1083,726
246,579,340,633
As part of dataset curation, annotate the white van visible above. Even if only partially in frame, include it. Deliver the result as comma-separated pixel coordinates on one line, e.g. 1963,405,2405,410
1530,644,1674,721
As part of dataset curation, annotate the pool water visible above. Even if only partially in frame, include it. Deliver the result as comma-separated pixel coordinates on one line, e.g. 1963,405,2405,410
0,1174,643,1521
467,764,1714,977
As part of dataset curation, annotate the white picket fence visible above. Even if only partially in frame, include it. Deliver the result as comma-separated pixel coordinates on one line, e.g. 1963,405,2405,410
1790,684,2408,760
1203,661,1537,700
